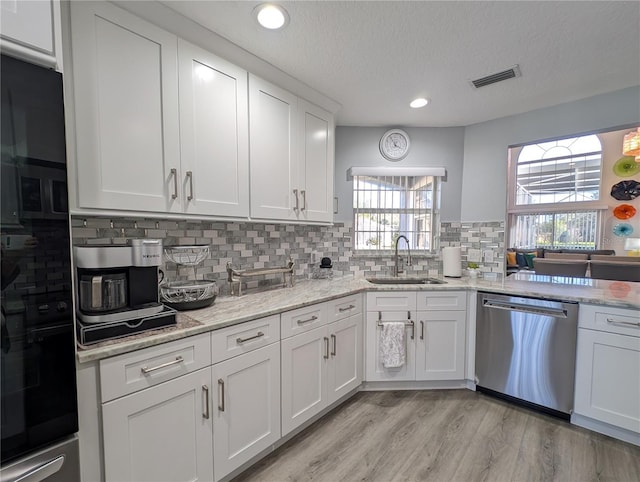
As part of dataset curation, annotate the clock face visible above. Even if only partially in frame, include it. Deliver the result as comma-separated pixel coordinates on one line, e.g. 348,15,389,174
380,129,410,161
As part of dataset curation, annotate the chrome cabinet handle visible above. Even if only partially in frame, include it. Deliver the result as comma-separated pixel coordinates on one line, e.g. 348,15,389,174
331,334,336,356
202,385,210,419
301,190,306,211
409,312,415,340
606,317,640,328
141,356,183,374
186,170,193,201
218,378,225,411
420,320,424,340
323,337,329,359
293,189,299,212
170,168,178,199
236,331,264,344
338,304,355,312
296,315,318,325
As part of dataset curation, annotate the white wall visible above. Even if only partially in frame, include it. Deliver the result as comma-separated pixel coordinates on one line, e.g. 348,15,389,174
334,126,465,223
461,86,640,222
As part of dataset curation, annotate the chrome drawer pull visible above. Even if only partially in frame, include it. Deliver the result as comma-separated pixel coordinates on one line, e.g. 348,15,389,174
141,356,184,374
338,304,355,312
236,331,265,344
170,168,178,199
420,320,425,340
202,385,210,419
606,317,640,328
186,170,194,201
297,315,318,325
301,190,306,211
331,334,336,356
323,337,329,359
218,379,225,411
293,189,299,212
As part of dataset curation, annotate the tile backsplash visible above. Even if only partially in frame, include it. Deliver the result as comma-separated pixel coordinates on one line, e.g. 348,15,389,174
71,216,504,293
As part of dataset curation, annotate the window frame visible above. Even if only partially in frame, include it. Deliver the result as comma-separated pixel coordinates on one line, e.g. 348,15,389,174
506,135,608,249
349,167,444,255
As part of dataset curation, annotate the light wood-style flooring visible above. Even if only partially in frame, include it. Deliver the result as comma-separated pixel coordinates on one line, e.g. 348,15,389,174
234,390,640,482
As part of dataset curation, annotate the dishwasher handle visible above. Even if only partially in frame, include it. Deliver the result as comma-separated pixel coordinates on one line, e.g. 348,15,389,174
483,298,568,318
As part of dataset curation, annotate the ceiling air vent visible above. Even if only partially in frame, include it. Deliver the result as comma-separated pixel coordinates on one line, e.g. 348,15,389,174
470,65,521,88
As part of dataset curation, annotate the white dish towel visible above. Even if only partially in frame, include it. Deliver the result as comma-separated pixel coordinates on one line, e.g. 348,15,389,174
379,322,406,368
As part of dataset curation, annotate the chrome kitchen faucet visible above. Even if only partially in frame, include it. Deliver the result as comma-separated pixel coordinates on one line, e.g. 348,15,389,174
394,235,411,276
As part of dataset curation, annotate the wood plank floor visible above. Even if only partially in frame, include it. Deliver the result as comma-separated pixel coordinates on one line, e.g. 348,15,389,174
234,390,640,482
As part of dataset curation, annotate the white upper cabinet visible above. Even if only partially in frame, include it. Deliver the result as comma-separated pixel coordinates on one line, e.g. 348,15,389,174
69,2,333,223
70,1,180,213
178,39,249,217
250,75,335,223
298,99,334,223
249,75,299,221
0,0,61,70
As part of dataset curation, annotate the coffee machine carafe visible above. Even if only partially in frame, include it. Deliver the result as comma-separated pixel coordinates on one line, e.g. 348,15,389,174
74,239,176,344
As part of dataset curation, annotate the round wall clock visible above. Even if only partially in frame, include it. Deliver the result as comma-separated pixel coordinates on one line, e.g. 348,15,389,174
380,129,410,161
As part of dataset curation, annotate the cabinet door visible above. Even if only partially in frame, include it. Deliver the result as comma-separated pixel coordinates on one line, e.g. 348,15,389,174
102,368,213,482
178,40,249,217
327,314,362,405
70,1,180,212
574,329,640,433
0,0,56,68
249,74,298,220
298,99,334,223
213,343,280,481
281,326,328,436
415,310,466,381
365,311,416,381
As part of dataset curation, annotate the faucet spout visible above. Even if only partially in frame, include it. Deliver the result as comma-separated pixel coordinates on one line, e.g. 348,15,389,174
394,235,411,276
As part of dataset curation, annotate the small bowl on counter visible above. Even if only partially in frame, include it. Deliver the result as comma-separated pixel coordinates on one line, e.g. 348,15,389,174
160,279,218,311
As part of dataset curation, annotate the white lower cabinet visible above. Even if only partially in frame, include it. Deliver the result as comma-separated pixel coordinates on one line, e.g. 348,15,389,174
212,342,281,481
281,300,363,436
574,304,640,436
102,368,214,482
365,291,466,383
366,310,417,381
415,310,466,380
327,315,363,404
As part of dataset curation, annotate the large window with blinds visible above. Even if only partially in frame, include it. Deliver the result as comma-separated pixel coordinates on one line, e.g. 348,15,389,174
508,134,604,249
351,168,442,252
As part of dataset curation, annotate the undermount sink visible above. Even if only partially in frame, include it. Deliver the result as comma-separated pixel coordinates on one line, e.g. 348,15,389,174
366,277,447,285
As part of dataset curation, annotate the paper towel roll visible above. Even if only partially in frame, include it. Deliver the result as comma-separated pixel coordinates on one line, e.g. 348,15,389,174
443,247,462,278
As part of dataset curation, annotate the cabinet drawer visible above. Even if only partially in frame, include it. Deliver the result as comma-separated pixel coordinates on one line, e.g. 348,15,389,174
416,291,466,311
327,295,362,322
579,304,640,337
100,333,211,402
281,303,328,339
366,292,417,312
211,315,280,364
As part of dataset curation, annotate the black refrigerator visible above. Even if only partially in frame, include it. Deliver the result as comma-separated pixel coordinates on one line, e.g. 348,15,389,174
1,54,80,481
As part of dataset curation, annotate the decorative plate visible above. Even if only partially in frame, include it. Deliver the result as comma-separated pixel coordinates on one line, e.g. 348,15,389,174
613,204,637,220
611,180,640,201
612,223,634,237
612,156,640,177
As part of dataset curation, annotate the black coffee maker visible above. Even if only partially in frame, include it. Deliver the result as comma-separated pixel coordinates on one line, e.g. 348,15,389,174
74,239,176,344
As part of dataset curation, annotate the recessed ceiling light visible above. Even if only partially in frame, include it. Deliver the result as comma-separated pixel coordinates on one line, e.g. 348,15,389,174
254,3,289,30
410,98,429,109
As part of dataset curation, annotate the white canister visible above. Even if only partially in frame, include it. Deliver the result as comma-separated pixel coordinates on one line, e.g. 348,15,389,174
442,246,462,278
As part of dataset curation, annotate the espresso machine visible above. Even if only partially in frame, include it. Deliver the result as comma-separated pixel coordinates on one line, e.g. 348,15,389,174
74,239,176,344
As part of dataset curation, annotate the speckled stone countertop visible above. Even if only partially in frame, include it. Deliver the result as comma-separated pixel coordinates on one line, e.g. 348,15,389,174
76,273,640,363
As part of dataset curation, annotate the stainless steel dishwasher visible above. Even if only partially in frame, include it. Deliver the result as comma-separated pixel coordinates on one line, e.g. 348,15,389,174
475,292,579,419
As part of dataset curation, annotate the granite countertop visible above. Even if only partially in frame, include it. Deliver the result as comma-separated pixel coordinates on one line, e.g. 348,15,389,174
76,273,640,363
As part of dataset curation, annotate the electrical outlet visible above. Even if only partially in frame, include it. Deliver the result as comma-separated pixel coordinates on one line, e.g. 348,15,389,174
483,250,494,263
468,249,481,262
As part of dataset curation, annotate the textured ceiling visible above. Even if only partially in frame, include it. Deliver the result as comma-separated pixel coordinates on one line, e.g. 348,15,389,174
162,1,640,127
